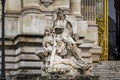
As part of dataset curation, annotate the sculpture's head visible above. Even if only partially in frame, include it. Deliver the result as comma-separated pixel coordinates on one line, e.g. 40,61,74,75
56,8,64,20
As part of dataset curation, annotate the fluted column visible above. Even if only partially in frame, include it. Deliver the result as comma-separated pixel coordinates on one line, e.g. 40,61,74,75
81,0,96,21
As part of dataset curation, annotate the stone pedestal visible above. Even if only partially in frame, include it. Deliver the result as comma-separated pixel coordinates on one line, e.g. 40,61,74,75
77,21,88,37
79,43,92,64
90,46,102,62
88,22,98,44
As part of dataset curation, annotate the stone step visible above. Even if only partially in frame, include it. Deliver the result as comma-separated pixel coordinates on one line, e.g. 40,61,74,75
92,68,120,72
101,78,120,80
100,77,120,80
101,76,120,78
93,69,120,73
95,73,120,77
38,76,100,80
100,61,120,66
93,62,120,69
94,64,120,68
92,61,120,80
95,73,120,76
94,61,120,65
93,65,117,68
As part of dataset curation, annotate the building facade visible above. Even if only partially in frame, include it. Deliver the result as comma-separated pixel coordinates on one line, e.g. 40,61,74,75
0,0,102,79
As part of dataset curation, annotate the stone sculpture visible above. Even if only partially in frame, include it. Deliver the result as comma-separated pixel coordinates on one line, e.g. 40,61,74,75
36,8,91,78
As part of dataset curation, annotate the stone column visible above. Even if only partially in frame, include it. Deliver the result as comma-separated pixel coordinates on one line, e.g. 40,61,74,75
88,23,98,44
79,41,93,64
23,0,40,8
77,21,88,38
6,0,21,12
53,0,70,10
5,18,18,38
71,0,81,15
81,0,96,21
90,46,102,62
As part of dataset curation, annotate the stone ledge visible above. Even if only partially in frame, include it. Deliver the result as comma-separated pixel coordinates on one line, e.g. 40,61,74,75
8,74,41,80
38,75,100,80
13,34,44,41
5,75,100,80
90,47,102,62
14,36,43,46
15,46,41,55
5,11,20,18
0,34,44,49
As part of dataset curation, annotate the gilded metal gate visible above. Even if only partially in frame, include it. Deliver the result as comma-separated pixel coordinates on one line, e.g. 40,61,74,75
96,0,108,61
81,0,108,60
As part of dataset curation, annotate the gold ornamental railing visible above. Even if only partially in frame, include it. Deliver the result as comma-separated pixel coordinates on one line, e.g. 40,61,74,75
81,0,108,60
96,0,108,61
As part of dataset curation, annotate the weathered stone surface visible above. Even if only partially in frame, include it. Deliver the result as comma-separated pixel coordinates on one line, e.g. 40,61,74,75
53,0,70,10
6,0,21,12
8,75,100,80
22,14,46,35
71,0,81,15
93,61,120,80
77,21,88,37
88,24,98,44
23,0,40,8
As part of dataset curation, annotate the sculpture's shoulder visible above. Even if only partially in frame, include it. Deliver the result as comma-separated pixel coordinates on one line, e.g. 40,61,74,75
66,20,72,28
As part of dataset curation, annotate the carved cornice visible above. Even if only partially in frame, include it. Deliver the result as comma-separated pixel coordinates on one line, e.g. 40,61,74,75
5,11,20,18
21,7,41,15
0,34,44,49
21,7,53,15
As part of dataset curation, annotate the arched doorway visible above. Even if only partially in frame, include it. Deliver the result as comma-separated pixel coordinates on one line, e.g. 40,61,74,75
113,0,120,60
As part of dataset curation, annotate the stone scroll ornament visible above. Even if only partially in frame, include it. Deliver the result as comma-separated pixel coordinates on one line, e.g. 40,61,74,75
40,0,53,7
36,8,91,77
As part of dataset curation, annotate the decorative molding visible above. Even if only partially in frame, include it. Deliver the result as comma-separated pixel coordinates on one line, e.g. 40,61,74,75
40,0,53,8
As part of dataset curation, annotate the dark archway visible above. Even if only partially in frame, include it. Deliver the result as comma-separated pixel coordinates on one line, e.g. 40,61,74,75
114,0,120,60
108,16,116,60
108,0,120,60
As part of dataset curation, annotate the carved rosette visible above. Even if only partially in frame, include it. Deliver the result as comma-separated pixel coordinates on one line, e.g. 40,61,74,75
40,0,53,7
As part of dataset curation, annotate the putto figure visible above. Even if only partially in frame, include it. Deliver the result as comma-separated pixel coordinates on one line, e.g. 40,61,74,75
36,8,91,77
